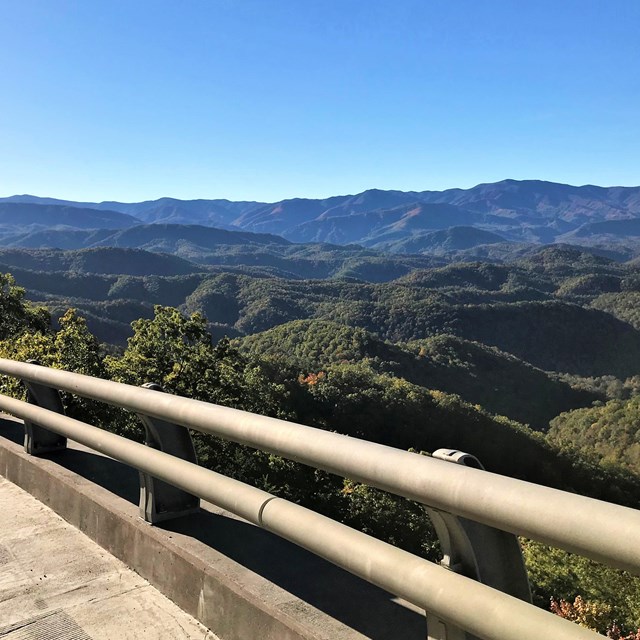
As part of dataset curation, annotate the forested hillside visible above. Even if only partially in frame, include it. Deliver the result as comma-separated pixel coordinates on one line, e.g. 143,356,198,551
549,397,640,474
238,320,597,430
0,237,639,635
4,244,640,372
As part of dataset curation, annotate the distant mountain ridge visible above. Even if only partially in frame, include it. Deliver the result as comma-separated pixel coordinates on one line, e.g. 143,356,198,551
3,179,640,255
0,202,139,229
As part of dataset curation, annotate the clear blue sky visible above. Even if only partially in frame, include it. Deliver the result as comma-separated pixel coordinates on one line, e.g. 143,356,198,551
1,0,638,202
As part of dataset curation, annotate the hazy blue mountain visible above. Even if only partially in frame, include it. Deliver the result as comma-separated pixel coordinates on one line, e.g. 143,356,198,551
369,226,506,254
3,179,640,253
418,179,640,221
0,224,290,251
560,218,640,241
0,202,139,229
103,198,263,226
89,223,291,250
0,195,261,225
285,202,481,244
0,195,92,206
1,228,115,249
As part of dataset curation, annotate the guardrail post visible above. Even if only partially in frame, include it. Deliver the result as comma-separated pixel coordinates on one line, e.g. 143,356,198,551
22,359,67,454
425,449,532,640
137,383,200,524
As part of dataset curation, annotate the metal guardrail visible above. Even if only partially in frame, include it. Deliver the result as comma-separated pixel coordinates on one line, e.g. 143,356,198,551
0,359,638,640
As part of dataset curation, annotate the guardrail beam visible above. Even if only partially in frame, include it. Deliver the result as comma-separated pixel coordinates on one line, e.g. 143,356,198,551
1,358,638,577
137,383,200,524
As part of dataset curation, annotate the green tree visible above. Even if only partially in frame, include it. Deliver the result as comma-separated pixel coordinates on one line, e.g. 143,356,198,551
522,540,640,634
0,308,113,427
0,273,49,339
106,305,289,416
548,397,640,475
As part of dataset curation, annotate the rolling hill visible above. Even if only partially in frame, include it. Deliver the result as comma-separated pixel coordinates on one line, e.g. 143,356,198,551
238,319,598,429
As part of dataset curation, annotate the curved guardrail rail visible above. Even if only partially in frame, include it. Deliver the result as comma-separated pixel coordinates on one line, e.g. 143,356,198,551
0,358,638,640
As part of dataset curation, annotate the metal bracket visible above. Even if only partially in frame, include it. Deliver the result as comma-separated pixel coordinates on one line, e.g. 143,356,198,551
425,449,532,640
23,359,67,455
137,383,200,524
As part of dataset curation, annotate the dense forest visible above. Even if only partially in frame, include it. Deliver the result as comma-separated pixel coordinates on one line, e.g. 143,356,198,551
1,239,639,636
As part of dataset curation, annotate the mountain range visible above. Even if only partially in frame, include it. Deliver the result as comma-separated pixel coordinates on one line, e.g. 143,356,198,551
2,179,640,256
